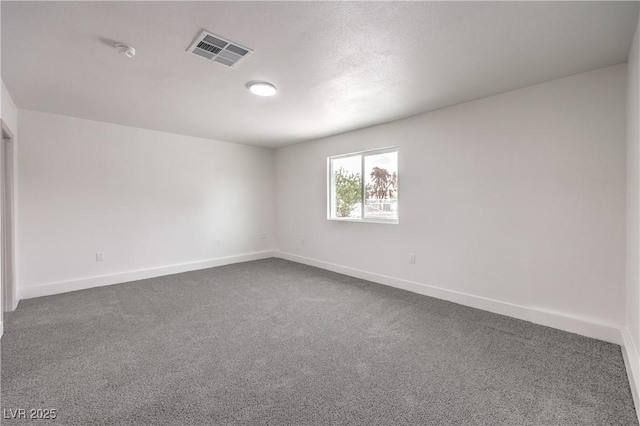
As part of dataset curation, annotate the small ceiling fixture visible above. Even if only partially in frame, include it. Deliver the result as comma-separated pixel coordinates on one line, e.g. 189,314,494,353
116,43,136,58
247,81,277,97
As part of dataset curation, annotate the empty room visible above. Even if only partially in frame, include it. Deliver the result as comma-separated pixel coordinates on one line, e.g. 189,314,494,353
0,1,639,424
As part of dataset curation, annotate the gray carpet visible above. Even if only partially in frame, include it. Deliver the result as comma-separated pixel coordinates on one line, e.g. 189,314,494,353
1,258,638,425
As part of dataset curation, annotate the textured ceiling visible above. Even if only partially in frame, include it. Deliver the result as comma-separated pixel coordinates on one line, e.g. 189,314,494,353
2,1,638,148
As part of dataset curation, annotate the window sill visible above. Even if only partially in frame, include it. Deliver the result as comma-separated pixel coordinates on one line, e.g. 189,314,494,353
328,218,399,225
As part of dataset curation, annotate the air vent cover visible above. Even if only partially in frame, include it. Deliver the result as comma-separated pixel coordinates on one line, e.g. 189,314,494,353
187,31,253,68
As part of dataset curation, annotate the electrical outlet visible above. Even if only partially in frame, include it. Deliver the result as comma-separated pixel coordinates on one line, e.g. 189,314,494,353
216,240,222,246
96,252,105,262
409,253,416,264
300,238,305,246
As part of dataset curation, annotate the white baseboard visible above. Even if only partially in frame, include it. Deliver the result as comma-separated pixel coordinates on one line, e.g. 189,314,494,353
275,251,623,345
17,250,276,300
621,327,640,420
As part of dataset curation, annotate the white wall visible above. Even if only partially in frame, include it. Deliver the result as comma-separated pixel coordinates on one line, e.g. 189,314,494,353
276,64,627,342
1,1,3,337
625,11,640,411
17,110,275,297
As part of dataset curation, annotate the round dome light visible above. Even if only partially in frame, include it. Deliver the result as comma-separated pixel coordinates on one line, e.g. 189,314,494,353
247,81,277,97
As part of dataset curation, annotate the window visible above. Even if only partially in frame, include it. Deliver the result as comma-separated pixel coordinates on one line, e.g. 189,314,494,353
328,147,398,223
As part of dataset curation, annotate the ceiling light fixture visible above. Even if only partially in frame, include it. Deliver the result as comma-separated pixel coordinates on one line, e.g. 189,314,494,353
247,81,277,97
116,43,136,58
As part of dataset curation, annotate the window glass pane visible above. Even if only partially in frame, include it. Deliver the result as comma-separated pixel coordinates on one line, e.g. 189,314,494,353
331,155,362,219
364,151,398,220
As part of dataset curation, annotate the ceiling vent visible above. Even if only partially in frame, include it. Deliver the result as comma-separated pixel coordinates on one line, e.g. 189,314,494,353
187,31,253,68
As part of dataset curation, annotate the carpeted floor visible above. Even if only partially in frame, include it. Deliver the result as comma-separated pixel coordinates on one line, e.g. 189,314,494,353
1,258,638,425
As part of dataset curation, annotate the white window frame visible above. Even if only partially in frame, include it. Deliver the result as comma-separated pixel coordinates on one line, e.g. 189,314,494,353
327,147,399,224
